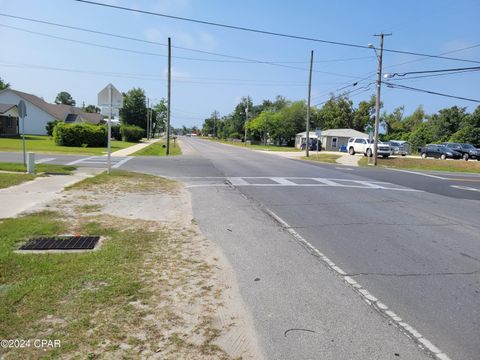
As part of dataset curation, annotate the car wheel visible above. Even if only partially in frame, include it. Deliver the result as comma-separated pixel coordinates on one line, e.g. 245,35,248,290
463,153,469,161
383,155,389,158
366,148,372,157
440,154,446,160
349,147,355,155
401,154,406,157
421,153,427,159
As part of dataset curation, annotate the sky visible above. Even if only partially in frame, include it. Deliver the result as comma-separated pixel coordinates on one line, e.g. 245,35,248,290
0,0,479,128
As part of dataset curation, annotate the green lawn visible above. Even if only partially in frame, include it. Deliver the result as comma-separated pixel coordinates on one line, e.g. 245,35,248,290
132,139,182,156
358,156,480,173
0,162,76,174
204,137,300,152
301,153,342,164
0,135,137,155
0,173,36,189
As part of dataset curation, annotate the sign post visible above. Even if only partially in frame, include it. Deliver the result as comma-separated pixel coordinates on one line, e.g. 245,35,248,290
98,84,123,174
315,128,321,159
18,100,27,166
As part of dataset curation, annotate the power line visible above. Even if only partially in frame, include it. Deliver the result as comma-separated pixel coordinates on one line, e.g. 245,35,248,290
384,82,480,103
386,66,480,78
0,13,368,76
389,69,480,81
74,0,480,64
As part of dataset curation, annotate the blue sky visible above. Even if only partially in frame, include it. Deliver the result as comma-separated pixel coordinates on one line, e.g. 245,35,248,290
0,0,479,128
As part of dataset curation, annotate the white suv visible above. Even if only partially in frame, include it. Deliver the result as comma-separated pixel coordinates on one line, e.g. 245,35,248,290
347,137,391,158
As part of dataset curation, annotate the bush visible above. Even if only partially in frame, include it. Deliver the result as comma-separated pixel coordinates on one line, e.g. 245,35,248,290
53,123,107,147
45,120,60,136
105,124,121,140
120,125,144,142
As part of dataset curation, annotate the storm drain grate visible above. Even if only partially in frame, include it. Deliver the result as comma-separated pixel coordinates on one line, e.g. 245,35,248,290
19,236,100,251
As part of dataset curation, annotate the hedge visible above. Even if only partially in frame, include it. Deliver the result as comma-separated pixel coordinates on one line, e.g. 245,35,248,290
53,123,107,147
45,120,61,136
120,125,144,142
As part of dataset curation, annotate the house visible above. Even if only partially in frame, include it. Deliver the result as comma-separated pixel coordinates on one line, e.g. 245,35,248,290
295,128,369,151
0,88,104,136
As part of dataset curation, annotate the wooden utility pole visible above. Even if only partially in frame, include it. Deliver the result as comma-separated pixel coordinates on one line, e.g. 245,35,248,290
166,37,172,155
373,33,391,166
305,50,314,157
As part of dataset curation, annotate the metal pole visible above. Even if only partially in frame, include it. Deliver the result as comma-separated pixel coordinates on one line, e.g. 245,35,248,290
373,33,390,166
166,37,171,155
305,50,314,157
107,84,112,174
147,97,150,140
244,100,248,146
21,116,26,166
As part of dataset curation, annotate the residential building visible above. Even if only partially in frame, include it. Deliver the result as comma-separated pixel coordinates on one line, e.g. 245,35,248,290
295,128,369,151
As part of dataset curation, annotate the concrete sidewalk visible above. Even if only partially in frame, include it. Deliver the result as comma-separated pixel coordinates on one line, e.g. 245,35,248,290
111,138,161,157
0,168,101,218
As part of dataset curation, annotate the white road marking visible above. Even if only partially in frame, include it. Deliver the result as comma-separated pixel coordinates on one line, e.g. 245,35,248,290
35,157,55,164
263,206,451,360
388,168,447,180
227,177,249,186
66,156,96,165
450,185,480,192
335,167,354,170
112,156,133,168
313,178,342,186
270,177,298,185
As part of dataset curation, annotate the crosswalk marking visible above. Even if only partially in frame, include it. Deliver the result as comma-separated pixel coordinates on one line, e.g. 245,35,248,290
185,177,421,192
66,156,132,168
35,157,55,164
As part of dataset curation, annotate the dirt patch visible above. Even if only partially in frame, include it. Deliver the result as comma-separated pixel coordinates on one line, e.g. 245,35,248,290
21,171,262,359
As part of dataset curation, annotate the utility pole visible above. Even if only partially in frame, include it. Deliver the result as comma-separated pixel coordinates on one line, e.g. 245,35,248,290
244,100,249,146
305,50,314,157
146,97,150,140
166,37,171,155
107,84,112,174
373,33,391,166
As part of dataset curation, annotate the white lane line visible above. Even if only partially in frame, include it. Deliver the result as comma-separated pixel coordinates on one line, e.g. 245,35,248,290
312,178,343,186
350,180,387,189
112,156,133,169
388,168,447,180
262,206,451,360
35,157,55,164
335,167,354,170
66,156,96,165
450,185,480,192
227,177,249,186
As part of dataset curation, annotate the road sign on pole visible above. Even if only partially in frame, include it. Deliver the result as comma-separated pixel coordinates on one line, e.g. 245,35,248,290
18,100,27,166
98,84,123,174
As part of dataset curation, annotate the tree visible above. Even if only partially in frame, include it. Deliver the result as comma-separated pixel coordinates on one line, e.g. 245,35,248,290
119,88,147,131
55,91,76,106
352,96,376,132
247,111,278,144
0,76,10,91
450,105,480,146
83,104,100,113
429,106,467,142
152,98,167,136
202,110,220,136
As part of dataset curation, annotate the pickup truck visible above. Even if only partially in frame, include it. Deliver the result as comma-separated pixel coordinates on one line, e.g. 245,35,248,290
347,137,391,158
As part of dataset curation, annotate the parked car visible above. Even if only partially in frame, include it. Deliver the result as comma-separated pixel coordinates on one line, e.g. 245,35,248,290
442,142,480,161
420,144,462,160
388,140,410,156
347,137,391,157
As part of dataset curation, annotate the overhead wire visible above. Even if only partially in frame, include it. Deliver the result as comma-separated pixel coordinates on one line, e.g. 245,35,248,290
74,0,480,64
384,82,480,103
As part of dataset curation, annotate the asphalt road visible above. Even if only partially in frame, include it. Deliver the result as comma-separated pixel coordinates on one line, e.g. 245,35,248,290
1,141,479,359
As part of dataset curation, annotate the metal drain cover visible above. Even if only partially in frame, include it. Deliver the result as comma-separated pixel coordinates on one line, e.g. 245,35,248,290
19,236,100,250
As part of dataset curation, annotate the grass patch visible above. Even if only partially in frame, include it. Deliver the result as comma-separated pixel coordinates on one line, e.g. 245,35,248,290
358,156,480,173
0,211,160,359
66,169,177,193
204,137,300,152
132,139,182,156
75,204,103,213
0,173,36,189
301,153,342,164
0,162,76,174
0,135,137,155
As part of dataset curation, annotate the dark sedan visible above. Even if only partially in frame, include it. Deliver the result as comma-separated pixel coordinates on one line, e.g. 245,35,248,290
443,142,480,161
420,144,462,160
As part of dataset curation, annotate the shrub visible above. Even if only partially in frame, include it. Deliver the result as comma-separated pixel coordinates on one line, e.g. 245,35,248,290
110,125,121,140
120,125,144,142
45,120,60,136
53,123,107,147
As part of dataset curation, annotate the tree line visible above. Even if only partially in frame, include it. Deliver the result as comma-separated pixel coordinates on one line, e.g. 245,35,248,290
200,94,480,148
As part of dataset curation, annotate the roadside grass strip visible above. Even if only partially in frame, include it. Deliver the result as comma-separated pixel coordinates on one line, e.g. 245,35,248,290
133,140,182,156
359,156,480,173
301,154,342,164
0,173,36,189
0,162,76,175
202,137,301,152
0,135,137,155
0,171,234,359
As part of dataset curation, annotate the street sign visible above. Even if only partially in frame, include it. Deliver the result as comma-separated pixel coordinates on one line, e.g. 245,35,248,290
18,100,27,118
97,83,123,108
101,107,119,117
